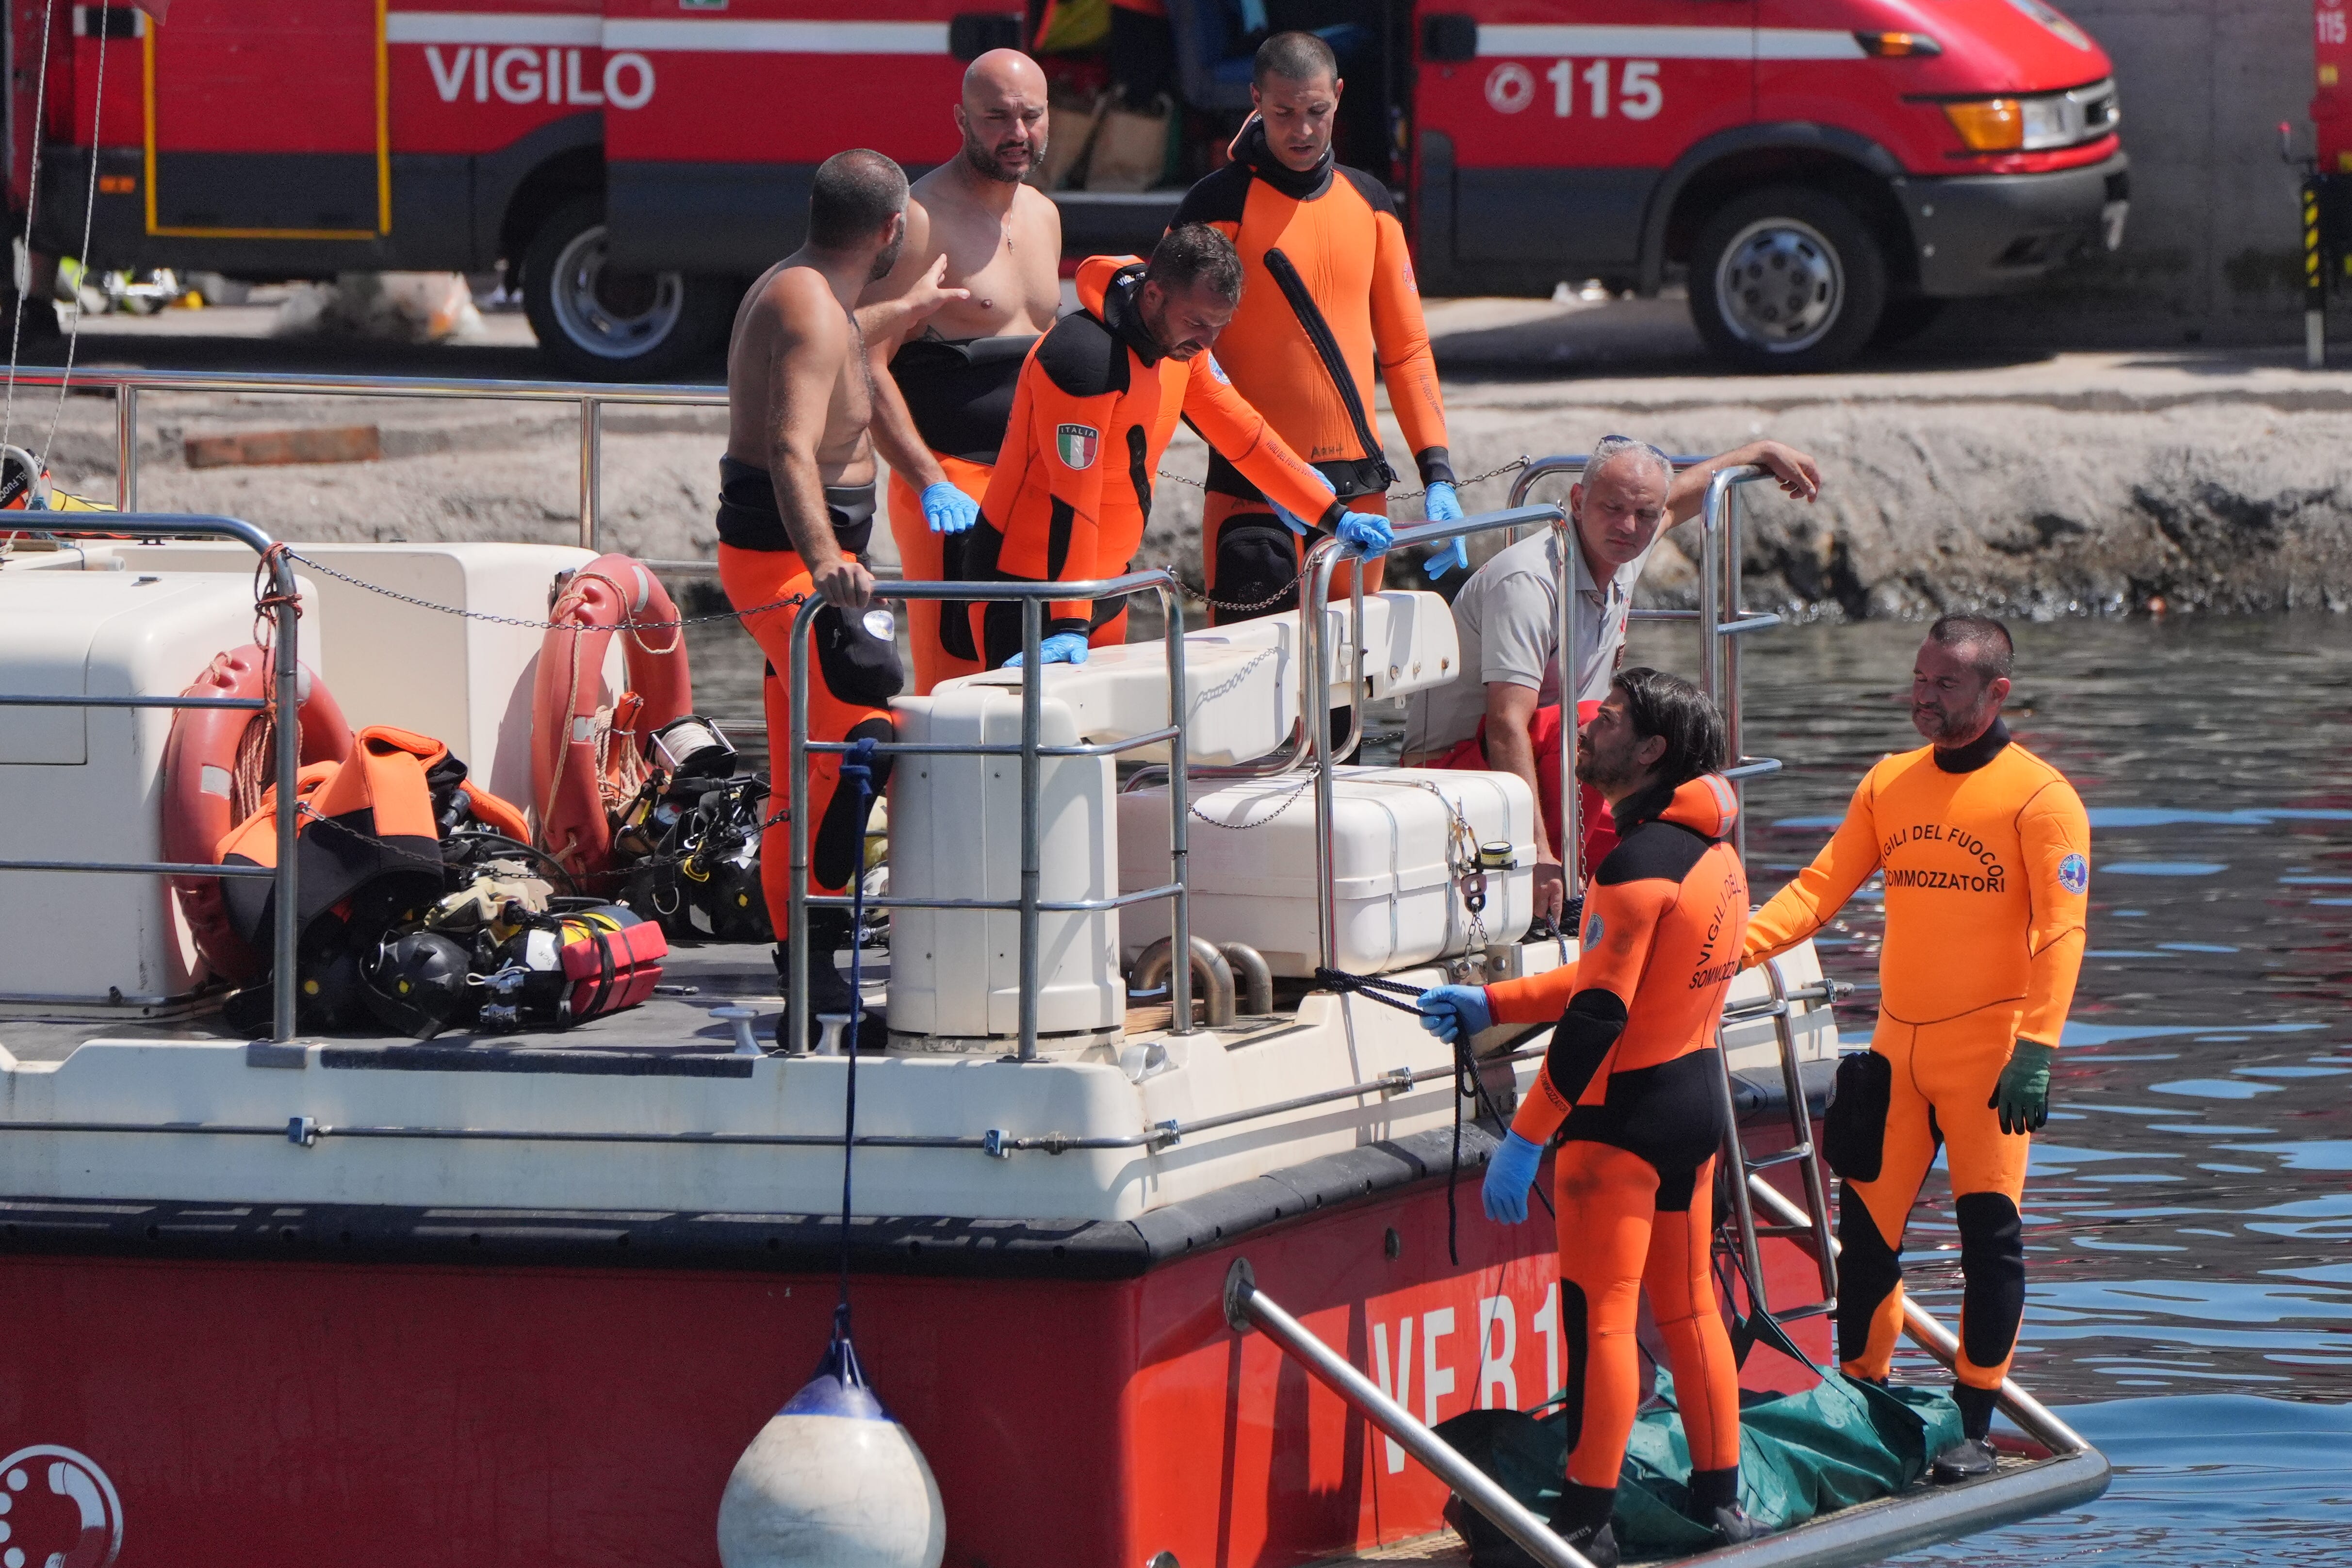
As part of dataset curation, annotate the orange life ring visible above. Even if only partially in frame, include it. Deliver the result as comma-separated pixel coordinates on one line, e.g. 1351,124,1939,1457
531,553,693,881
162,644,354,983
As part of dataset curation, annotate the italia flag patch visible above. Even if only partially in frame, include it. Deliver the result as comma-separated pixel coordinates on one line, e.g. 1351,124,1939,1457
1056,423,1099,470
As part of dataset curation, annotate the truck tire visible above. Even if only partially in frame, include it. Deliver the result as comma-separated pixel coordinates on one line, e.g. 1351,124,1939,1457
1688,186,1887,374
522,196,729,379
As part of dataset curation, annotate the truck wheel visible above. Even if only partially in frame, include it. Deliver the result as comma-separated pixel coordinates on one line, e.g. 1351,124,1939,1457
522,196,727,379
1688,186,1887,373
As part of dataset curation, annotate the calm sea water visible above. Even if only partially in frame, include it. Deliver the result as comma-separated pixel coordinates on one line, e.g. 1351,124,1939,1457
684,609,2352,1564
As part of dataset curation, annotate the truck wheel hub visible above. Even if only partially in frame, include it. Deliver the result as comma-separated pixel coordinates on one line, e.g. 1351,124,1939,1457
1715,218,1843,353
551,222,685,360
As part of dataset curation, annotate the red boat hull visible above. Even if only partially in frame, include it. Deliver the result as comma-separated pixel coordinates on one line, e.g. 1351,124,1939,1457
0,1160,1830,1568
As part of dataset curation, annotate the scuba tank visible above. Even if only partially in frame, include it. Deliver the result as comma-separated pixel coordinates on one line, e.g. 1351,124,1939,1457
474,902,669,1033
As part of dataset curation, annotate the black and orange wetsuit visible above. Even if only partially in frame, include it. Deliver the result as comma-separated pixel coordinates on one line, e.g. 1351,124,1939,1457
1481,774,1748,1532
886,332,1036,694
953,254,1345,668
715,458,903,930
1171,119,1452,620
1743,719,2090,1428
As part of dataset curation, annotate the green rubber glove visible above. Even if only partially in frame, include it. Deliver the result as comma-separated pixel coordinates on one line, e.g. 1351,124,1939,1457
1989,1039,2055,1135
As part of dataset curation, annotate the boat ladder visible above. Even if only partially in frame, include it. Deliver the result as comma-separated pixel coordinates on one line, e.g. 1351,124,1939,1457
1713,959,1847,1337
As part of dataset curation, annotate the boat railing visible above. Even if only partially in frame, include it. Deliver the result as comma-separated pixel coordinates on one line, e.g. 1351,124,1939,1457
1503,454,1784,879
1225,1188,2112,1568
0,512,304,1041
0,363,721,553
1293,460,1785,969
778,569,1194,1060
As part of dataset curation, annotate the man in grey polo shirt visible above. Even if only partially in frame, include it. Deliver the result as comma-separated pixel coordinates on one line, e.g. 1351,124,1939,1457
1404,434,1821,924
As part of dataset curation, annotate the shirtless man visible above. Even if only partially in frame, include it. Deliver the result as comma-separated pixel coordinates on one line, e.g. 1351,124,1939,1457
718,147,914,1029
857,48,1065,692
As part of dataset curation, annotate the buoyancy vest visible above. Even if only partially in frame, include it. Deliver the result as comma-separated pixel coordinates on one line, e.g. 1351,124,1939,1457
220,725,529,950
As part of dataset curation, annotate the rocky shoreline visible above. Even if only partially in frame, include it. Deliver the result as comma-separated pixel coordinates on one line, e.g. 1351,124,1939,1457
28,336,2352,621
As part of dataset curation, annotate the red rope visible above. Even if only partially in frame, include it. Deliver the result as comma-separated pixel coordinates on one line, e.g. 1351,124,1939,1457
251,542,304,652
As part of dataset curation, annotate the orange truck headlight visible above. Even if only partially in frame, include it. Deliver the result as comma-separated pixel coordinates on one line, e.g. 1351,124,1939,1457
1944,98,2024,151
1854,31,1943,57
1944,83,2117,153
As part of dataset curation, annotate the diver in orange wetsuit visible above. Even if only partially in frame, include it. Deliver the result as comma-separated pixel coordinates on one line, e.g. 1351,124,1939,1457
719,150,912,1032
1420,670,1754,1566
1743,614,2089,1483
948,224,1392,669
1170,31,1460,619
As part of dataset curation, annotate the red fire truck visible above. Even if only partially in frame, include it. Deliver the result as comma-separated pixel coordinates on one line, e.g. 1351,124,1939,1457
7,1,2127,376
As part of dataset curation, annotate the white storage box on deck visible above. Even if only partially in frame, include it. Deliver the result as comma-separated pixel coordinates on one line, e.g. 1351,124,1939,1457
1117,766,1535,979
0,572,260,1012
887,686,1124,1045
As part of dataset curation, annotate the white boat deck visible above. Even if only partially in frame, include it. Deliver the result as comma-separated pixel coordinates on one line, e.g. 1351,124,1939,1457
0,937,1838,1227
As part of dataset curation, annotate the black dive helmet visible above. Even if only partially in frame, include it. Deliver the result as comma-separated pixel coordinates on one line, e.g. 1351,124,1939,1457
359,931,474,1040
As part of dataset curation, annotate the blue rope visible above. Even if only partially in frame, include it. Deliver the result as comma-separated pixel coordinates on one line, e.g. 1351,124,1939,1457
832,735,878,1340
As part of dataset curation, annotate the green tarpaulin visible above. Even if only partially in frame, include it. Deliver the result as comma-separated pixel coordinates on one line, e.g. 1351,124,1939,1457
1436,1366,1964,1556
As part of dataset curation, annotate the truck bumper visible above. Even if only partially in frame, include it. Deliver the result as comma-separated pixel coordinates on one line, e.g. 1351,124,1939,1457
1904,152,2129,298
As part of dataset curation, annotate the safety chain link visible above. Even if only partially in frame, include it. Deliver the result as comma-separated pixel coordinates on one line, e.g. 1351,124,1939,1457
1187,778,1311,832
1161,456,1532,613
279,548,810,630
1154,455,1529,506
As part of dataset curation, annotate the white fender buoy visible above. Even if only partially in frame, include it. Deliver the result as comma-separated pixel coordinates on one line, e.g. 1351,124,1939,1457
716,1334,947,1568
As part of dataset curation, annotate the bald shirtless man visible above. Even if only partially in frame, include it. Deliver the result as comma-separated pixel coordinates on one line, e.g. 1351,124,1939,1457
719,148,916,1030
859,48,1065,692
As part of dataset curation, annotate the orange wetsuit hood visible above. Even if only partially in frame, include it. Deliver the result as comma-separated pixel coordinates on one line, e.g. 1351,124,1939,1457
1619,773,1740,840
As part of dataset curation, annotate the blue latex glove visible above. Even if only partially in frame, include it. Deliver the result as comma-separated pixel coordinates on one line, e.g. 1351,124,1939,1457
1422,481,1470,578
920,480,978,535
1002,631,1090,668
1337,510,1392,556
1268,465,1338,536
1416,983,1493,1045
1483,1131,1543,1225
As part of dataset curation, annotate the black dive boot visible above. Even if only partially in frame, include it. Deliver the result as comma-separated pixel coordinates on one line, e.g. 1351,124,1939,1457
1688,1467,1759,1544
1931,1385,2000,1483
770,908,860,1048
1545,1483,1621,1568
1447,1481,1620,1568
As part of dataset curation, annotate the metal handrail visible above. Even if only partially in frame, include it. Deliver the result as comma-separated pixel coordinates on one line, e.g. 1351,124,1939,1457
1224,1258,1600,1568
1488,456,1786,885
781,569,1191,1060
1747,1174,2107,1461
0,513,302,1039
1298,503,1565,969
1293,464,1788,966
0,363,727,550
